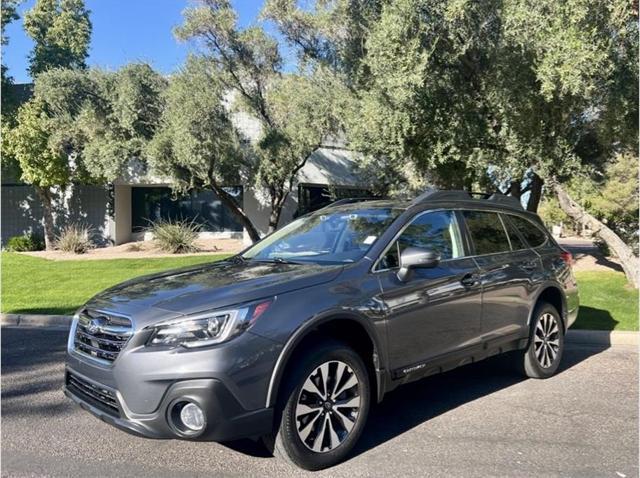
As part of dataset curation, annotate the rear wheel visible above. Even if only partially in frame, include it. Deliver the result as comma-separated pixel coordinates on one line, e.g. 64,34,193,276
270,341,370,470
520,302,564,378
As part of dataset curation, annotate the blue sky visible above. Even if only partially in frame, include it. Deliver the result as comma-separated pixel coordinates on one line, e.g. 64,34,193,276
3,0,292,84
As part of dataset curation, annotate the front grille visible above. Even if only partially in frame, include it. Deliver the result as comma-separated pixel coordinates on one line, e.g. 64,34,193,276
66,371,120,416
74,310,133,363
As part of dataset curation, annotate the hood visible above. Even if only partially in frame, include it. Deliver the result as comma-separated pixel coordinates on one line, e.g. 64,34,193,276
86,259,343,329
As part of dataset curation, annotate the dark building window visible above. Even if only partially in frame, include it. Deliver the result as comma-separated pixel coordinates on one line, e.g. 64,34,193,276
298,183,378,216
131,186,243,233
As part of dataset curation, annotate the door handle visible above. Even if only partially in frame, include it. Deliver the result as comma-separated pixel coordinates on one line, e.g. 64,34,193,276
521,260,538,271
460,273,479,287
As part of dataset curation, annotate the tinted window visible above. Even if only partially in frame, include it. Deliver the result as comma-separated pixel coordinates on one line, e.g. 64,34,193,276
510,215,548,248
463,211,511,255
379,211,463,269
131,186,243,233
501,215,528,250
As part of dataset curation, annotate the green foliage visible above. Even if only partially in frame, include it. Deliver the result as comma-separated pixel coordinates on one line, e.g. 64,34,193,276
267,0,638,197
148,56,245,192
55,223,94,253
6,97,71,187
23,0,92,76
175,0,333,229
1,0,22,117
150,219,201,254
5,233,45,252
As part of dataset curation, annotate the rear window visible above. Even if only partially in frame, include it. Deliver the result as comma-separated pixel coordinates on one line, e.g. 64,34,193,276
509,215,548,248
463,211,511,255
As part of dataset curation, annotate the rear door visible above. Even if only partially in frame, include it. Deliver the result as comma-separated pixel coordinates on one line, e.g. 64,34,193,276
375,210,483,372
461,210,540,340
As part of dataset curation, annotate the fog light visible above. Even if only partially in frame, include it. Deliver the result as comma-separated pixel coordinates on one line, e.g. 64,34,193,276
179,403,205,431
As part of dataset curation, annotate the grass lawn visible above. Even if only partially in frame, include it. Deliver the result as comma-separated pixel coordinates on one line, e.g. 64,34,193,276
1,252,230,315
573,271,638,331
1,253,637,331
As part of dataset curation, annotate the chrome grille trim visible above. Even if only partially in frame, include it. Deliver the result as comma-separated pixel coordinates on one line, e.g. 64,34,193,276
66,371,119,416
73,309,133,364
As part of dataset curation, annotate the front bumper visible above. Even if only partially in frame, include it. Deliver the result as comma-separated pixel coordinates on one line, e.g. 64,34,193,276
64,369,273,440
65,325,282,441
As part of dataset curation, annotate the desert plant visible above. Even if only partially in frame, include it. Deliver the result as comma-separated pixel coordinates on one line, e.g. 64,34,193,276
150,218,201,254
56,224,95,254
5,233,45,252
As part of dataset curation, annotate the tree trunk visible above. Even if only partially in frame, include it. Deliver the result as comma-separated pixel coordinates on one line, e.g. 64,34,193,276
507,180,522,199
553,182,639,288
526,173,543,212
267,188,287,234
35,186,56,251
209,183,261,243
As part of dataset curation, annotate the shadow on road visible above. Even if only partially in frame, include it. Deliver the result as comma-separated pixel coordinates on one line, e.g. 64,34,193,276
223,343,610,460
1,327,611,461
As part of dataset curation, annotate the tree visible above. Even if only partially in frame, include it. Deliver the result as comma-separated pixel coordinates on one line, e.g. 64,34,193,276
6,64,166,249
1,0,22,116
266,0,637,212
23,0,91,77
147,57,261,241
175,0,333,234
554,180,639,289
6,97,69,249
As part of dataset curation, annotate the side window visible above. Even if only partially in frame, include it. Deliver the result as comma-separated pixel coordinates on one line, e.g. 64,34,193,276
463,211,511,255
501,215,528,250
509,215,548,248
378,211,463,269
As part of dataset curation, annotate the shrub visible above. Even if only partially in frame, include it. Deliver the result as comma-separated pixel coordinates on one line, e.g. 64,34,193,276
5,233,45,252
56,224,95,254
150,219,201,254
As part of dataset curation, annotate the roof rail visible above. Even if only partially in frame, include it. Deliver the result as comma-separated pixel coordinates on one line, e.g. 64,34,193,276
321,197,380,210
412,189,524,210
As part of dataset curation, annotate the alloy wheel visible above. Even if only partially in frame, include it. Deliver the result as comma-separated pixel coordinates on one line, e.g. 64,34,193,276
295,360,361,453
534,313,560,368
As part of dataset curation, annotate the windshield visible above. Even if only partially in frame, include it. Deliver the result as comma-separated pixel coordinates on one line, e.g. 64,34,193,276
242,207,402,264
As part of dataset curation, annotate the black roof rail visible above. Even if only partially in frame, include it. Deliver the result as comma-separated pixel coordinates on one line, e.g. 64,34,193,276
411,189,473,204
320,197,381,210
412,189,524,210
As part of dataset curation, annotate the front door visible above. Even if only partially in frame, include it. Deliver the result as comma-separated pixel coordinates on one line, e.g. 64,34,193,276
374,210,483,373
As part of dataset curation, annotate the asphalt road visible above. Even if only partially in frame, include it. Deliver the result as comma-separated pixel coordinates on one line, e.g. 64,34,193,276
2,327,638,478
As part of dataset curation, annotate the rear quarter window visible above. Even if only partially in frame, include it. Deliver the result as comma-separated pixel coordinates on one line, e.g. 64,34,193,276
509,215,548,248
462,211,511,255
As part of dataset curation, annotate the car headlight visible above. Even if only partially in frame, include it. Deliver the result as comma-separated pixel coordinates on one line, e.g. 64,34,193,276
147,299,272,348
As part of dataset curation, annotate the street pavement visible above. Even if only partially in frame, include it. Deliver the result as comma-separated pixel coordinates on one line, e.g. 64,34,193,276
1,327,638,478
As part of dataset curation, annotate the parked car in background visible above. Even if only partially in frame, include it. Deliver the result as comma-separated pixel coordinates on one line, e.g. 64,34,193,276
64,190,579,470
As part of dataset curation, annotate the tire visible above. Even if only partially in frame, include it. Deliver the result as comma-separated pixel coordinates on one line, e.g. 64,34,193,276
520,302,565,379
270,340,371,471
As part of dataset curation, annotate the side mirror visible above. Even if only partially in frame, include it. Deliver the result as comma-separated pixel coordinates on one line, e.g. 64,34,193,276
397,247,440,282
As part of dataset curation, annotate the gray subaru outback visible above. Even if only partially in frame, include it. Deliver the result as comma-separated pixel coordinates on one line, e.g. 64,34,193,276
65,190,579,470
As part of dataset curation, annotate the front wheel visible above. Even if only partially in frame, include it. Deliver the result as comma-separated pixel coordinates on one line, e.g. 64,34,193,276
521,302,565,379
271,341,370,470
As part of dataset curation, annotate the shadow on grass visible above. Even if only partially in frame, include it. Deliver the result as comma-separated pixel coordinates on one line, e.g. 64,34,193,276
571,306,619,331
224,341,610,460
3,307,76,315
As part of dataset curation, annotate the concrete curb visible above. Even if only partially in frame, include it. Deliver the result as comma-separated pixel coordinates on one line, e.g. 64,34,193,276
566,329,638,346
1,313,638,346
1,313,72,329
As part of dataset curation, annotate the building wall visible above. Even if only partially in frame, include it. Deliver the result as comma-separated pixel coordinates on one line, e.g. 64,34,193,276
1,184,111,245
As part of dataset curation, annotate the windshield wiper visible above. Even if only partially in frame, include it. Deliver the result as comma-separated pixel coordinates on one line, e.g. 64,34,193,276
249,257,307,265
